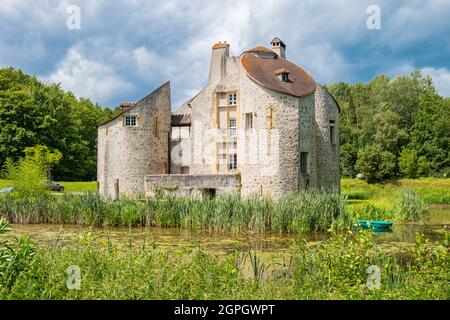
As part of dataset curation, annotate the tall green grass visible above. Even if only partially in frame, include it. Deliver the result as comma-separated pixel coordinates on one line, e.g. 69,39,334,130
393,188,429,222
1,221,448,300
342,178,450,205
348,188,430,222
0,192,349,234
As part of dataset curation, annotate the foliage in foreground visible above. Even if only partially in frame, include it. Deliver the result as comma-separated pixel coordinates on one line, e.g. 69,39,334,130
0,192,349,233
0,221,448,300
0,218,37,290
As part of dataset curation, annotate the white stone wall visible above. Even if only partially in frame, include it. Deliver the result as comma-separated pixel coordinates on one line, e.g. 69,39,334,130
98,44,340,200
144,174,240,197
314,84,340,191
97,82,171,198
178,45,341,199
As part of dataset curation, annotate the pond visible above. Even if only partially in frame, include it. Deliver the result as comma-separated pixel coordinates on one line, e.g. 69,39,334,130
4,207,448,256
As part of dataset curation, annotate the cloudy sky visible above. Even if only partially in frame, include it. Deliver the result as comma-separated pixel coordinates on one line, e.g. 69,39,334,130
1,0,449,109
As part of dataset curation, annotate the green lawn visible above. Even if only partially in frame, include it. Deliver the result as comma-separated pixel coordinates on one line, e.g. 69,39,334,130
2,178,449,203
341,178,450,206
0,180,97,193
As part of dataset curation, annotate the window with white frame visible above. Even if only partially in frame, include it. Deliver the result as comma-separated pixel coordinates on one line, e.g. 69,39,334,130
245,113,253,131
229,118,237,136
124,115,137,127
228,93,237,106
228,154,237,170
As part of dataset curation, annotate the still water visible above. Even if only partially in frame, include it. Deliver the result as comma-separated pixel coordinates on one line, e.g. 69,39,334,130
4,207,448,255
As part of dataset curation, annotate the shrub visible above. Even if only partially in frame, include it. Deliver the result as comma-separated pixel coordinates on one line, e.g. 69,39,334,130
393,188,429,222
356,144,396,183
0,218,37,290
2,157,47,197
349,203,395,221
399,148,418,178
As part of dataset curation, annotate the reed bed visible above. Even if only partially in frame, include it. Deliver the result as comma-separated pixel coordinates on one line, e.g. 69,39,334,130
1,219,448,299
0,192,349,233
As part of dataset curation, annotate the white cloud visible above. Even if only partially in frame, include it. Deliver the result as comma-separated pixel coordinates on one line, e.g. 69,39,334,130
2,0,450,106
299,43,350,84
421,67,450,97
45,47,133,105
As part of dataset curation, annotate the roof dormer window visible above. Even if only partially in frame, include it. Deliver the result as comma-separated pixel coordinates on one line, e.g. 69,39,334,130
274,68,290,83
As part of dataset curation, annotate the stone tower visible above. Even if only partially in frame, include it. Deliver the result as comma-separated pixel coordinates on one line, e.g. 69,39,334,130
97,82,171,198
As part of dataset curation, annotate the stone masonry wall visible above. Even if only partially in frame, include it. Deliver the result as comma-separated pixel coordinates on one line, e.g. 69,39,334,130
144,174,240,197
97,82,171,198
314,84,340,191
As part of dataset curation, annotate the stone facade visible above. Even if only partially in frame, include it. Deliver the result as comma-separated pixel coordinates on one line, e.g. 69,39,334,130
97,38,340,199
144,174,240,197
97,82,171,198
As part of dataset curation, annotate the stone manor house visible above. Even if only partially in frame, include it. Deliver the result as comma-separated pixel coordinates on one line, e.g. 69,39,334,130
97,38,340,199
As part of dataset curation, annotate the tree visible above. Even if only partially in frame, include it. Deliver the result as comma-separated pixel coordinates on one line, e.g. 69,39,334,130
355,144,396,183
23,145,62,179
340,143,358,178
328,69,448,180
3,156,47,197
373,103,409,156
0,67,120,181
399,148,418,178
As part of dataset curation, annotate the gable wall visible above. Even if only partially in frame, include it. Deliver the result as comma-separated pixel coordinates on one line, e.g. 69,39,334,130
97,83,171,198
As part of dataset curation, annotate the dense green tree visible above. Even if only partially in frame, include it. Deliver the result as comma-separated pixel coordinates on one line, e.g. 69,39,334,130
409,90,450,176
23,145,62,179
0,67,119,181
328,69,449,181
399,148,419,178
373,103,409,156
356,144,396,183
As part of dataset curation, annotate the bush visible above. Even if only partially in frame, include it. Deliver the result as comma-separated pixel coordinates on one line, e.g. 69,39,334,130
356,144,396,183
348,203,395,221
393,188,429,222
0,218,37,291
2,157,47,197
399,148,418,178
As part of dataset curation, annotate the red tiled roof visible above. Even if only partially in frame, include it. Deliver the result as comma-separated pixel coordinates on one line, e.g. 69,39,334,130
241,46,316,98
120,102,136,107
274,67,290,75
212,42,229,49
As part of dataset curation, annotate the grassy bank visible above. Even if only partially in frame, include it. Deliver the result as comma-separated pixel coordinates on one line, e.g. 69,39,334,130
0,180,97,193
0,192,349,233
342,178,450,205
1,219,448,300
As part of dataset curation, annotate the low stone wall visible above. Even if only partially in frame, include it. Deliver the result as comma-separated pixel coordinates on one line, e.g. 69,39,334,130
144,174,241,197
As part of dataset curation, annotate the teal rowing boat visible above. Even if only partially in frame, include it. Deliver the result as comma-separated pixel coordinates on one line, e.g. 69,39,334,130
355,220,393,232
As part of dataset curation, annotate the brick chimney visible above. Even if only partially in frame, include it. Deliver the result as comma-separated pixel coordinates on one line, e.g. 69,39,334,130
209,41,230,84
120,102,136,112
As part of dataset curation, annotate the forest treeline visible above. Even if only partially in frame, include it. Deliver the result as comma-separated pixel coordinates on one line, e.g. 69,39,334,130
0,67,448,182
327,70,449,182
0,67,120,181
